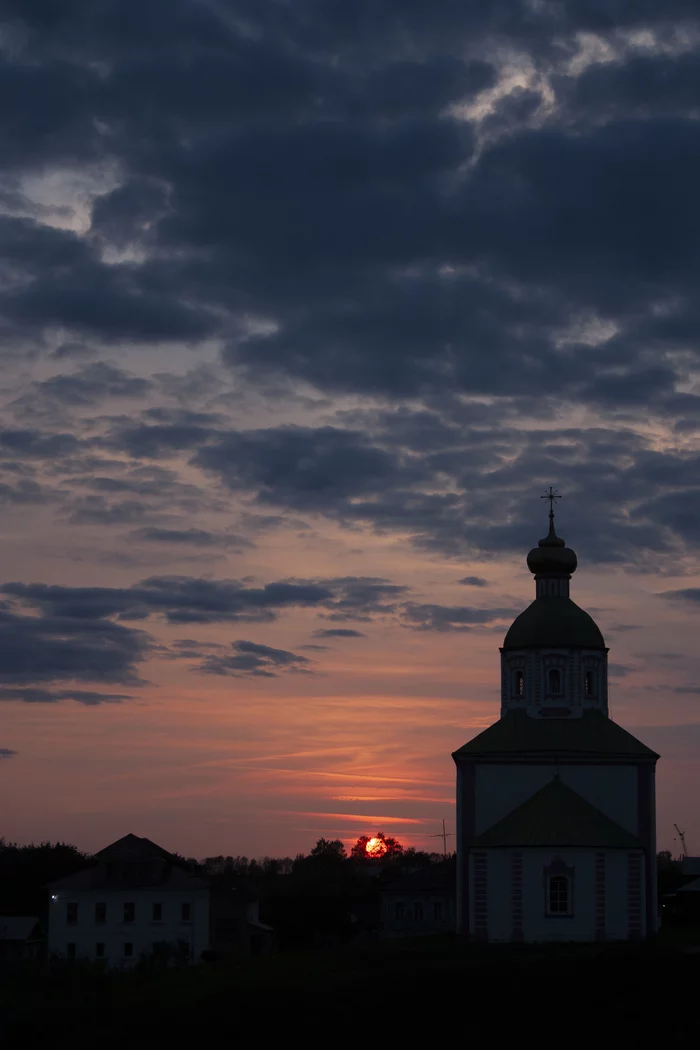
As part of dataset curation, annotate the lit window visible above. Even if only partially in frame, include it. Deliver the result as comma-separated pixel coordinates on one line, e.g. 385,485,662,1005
95,902,106,923
152,902,162,921
584,670,596,696
547,875,572,916
514,670,524,696
123,902,135,923
414,902,423,921
181,902,191,922
96,943,105,958
66,902,78,924
548,668,562,694
124,943,133,958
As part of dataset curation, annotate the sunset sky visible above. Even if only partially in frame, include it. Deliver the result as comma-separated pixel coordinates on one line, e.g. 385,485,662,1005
2,2,700,859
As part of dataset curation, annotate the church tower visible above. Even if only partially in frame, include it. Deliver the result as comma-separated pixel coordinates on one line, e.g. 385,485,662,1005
453,495,659,942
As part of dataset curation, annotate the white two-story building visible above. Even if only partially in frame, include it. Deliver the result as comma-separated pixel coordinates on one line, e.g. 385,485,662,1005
47,834,210,967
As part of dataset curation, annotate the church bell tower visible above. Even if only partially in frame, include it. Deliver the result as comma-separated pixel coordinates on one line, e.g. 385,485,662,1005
500,489,608,719
452,490,660,943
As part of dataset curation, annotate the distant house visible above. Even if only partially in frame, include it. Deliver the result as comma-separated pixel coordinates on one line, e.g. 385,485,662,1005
208,884,274,958
47,833,271,968
381,859,456,938
0,916,44,963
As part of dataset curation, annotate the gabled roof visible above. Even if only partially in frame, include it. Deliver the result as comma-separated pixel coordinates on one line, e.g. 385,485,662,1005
453,709,658,760
0,916,43,941
472,776,642,848
47,833,209,891
94,834,175,863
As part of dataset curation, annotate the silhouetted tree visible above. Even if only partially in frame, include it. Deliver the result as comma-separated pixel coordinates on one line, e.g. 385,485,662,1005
351,832,403,861
309,838,347,861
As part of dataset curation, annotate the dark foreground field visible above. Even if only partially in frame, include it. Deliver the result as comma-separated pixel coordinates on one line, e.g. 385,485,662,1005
4,935,700,1044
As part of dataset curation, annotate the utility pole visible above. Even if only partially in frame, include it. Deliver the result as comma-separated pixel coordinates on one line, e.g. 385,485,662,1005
428,819,454,860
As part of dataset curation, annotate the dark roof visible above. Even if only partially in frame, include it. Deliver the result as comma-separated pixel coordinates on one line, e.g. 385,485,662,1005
472,776,642,848
382,858,456,894
48,834,209,891
453,709,658,760
503,597,605,650
94,833,175,863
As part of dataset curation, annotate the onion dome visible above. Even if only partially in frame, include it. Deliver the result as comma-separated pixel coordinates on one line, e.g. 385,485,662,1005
502,506,605,651
526,516,578,578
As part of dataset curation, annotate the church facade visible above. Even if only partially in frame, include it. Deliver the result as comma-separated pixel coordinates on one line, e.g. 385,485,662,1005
453,509,659,942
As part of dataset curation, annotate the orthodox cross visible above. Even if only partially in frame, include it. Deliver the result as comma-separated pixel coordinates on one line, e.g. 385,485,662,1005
541,485,561,523
428,819,454,860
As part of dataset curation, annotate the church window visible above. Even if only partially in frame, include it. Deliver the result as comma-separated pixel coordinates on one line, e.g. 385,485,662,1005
514,669,524,696
548,668,562,694
414,902,423,921
547,875,572,916
433,901,443,921
584,670,596,696
395,903,404,920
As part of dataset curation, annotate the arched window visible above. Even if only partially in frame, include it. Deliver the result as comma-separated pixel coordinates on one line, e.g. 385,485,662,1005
514,669,524,696
547,875,572,916
584,670,596,696
548,668,562,694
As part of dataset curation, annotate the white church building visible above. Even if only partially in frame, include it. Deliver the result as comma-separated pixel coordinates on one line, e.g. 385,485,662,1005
453,503,659,942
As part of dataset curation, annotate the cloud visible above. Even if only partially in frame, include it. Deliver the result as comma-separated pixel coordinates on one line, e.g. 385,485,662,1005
1,574,403,625
0,606,151,686
0,688,133,705
0,748,17,759
312,629,366,638
18,362,152,408
659,589,700,604
128,527,254,550
196,640,312,678
456,576,489,587
400,603,516,632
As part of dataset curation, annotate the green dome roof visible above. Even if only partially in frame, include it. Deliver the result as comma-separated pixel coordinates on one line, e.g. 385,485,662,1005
503,596,605,651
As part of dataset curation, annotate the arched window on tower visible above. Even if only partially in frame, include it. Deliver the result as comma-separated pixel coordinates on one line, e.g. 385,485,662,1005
548,668,562,694
514,670,524,697
584,670,597,696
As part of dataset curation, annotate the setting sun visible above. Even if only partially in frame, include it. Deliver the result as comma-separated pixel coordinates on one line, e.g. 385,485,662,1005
365,836,388,858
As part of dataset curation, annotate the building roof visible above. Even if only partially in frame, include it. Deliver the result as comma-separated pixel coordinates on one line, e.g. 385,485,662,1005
678,876,700,893
47,833,209,891
472,776,642,848
503,596,605,651
0,916,43,941
453,709,658,761
93,833,175,863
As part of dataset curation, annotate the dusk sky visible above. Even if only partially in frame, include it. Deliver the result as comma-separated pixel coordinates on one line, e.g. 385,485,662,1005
2,1,700,860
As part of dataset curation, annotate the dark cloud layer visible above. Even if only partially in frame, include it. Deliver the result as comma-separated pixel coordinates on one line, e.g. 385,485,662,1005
0,605,151,686
197,640,312,678
2,575,402,625
0,3,699,723
401,603,516,632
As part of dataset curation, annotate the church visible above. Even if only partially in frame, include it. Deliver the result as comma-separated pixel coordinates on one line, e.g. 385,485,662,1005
453,499,660,942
